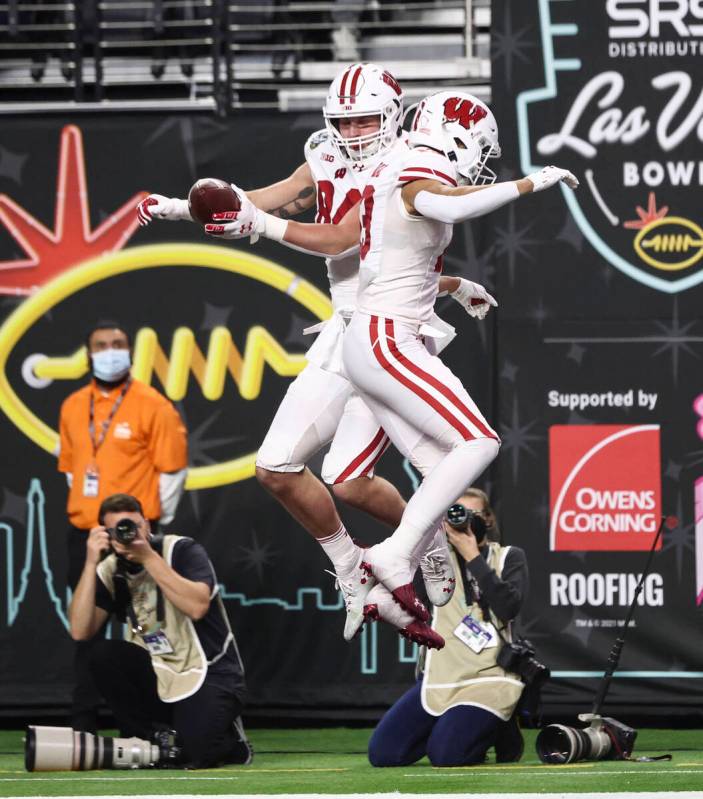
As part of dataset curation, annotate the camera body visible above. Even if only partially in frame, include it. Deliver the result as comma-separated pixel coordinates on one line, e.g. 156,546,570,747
496,638,550,686
110,517,138,545
445,503,487,541
536,713,637,764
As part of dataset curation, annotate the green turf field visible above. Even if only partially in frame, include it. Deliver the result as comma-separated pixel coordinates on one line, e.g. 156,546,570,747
0,727,701,796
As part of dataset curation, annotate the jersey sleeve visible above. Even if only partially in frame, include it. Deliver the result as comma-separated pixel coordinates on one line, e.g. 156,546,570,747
303,128,330,171
148,398,188,474
398,148,459,188
171,538,216,592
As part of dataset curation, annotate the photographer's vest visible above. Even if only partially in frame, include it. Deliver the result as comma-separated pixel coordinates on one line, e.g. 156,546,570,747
420,543,524,720
97,535,227,703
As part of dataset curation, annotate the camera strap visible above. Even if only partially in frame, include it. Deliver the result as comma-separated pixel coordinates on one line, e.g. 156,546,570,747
114,550,166,635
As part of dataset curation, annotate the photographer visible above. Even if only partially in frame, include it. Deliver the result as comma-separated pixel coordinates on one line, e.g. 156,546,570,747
368,488,529,767
68,493,251,769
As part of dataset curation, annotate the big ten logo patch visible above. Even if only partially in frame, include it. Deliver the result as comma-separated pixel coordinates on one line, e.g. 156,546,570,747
549,425,661,551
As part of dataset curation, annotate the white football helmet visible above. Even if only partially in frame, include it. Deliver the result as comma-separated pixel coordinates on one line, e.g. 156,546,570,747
323,62,403,168
408,91,501,185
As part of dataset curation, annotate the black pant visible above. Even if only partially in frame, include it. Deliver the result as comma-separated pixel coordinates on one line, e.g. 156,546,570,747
89,639,244,768
67,527,105,732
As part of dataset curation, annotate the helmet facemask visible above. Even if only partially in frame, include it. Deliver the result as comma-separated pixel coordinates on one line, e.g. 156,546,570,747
325,99,401,169
452,133,501,186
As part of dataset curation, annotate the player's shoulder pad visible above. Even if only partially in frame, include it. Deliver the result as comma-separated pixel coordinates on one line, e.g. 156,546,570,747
398,146,459,188
304,128,330,157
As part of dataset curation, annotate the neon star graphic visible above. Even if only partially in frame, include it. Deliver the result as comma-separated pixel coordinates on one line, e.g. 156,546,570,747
0,125,147,296
623,192,669,230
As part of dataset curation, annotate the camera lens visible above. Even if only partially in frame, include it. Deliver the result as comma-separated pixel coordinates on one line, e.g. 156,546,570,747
536,724,588,764
536,723,612,764
114,518,138,544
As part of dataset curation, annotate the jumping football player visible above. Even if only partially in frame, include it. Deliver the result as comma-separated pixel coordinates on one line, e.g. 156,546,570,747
137,67,495,645
207,89,578,634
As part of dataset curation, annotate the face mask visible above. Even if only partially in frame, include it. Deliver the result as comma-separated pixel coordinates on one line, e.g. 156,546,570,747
91,349,131,383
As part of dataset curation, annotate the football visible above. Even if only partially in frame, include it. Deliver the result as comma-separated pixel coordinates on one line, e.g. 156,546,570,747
188,178,241,224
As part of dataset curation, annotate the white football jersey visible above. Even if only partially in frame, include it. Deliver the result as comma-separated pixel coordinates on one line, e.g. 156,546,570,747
304,129,368,312
356,141,457,324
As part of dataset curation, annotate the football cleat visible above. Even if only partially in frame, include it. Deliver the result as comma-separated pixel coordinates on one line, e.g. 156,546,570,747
362,542,430,622
419,544,456,607
327,552,376,642
363,584,444,650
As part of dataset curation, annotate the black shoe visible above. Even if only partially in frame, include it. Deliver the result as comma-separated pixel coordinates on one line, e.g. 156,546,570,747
495,715,524,763
230,716,253,765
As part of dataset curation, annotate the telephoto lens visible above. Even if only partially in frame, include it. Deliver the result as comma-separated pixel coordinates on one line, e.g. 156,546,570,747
535,723,611,764
114,517,138,544
25,726,160,771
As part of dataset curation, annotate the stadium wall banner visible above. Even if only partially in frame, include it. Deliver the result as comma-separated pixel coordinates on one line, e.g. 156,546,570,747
0,115,498,715
490,0,703,714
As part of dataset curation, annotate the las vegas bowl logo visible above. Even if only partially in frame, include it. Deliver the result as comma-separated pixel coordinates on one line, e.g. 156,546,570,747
517,0,703,293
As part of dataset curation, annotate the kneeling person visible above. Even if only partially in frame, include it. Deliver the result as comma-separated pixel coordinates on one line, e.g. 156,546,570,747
68,493,251,769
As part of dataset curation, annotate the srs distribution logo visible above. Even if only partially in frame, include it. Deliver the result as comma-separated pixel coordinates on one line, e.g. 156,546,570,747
549,425,661,551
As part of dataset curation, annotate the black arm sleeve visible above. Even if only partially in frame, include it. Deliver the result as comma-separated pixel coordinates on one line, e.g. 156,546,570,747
465,547,529,623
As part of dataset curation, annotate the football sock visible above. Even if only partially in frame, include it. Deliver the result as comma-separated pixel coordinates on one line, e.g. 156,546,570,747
318,523,359,576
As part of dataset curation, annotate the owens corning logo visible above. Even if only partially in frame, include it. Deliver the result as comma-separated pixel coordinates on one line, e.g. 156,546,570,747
516,0,703,293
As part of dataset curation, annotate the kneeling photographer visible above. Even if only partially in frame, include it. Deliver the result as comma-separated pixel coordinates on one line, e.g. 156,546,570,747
66,493,251,769
369,488,539,768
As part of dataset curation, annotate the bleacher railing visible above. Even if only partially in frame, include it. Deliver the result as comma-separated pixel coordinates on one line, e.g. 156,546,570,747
0,0,489,113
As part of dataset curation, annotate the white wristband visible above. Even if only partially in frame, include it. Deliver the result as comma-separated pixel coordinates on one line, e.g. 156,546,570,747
260,213,289,242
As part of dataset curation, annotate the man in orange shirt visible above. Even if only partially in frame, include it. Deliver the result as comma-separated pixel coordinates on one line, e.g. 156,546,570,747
58,320,188,732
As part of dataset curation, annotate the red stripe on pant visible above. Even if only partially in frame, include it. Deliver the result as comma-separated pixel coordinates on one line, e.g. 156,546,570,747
369,316,474,441
384,318,498,441
334,426,388,484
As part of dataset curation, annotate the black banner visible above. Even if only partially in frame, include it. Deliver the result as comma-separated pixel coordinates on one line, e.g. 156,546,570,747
490,0,703,714
0,114,495,714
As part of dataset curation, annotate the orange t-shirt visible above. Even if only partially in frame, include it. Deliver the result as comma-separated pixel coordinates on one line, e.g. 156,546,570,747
58,379,188,529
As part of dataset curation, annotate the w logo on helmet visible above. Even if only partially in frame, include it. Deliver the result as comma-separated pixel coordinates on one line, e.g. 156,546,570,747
443,97,487,129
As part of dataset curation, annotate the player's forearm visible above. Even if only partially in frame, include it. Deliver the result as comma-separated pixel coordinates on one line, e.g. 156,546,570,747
142,552,210,620
438,276,461,295
282,219,356,256
247,182,316,219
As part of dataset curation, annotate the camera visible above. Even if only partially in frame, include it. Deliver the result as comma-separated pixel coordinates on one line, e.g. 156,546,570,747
536,713,637,764
25,725,182,771
445,503,487,540
111,517,138,544
497,638,550,687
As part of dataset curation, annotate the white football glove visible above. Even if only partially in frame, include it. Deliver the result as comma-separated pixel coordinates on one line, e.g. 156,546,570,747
204,185,262,241
526,165,579,193
136,194,192,226
450,278,498,320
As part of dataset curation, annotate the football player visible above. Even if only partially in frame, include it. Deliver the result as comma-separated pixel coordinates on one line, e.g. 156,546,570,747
208,90,578,635
137,67,495,645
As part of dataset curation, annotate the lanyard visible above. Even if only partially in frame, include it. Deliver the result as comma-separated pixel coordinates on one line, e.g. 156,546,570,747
88,377,132,458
